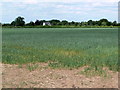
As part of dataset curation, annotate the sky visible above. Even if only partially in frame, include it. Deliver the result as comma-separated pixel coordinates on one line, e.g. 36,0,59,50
1,0,119,23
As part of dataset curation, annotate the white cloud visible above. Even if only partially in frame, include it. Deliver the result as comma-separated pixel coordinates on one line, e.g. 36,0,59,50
1,0,118,22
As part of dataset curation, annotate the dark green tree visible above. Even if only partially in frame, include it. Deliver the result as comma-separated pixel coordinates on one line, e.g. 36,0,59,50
101,22,107,26
26,21,35,26
49,19,60,25
106,21,112,26
14,16,25,26
61,20,68,25
112,21,117,26
71,21,75,25
98,19,109,26
88,20,93,26
81,22,88,26
35,20,40,25
11,21,15,26
75,22,79,26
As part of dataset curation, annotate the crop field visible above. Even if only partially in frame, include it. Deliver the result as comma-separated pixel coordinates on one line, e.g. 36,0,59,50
2,28,118,74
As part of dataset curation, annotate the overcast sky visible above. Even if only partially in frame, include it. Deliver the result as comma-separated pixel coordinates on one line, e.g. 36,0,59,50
1,0,119,23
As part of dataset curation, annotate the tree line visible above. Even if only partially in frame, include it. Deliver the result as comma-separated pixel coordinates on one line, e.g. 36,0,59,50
2,16,120,27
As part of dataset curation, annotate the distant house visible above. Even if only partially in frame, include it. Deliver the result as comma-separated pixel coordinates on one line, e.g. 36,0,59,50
43,22,51,26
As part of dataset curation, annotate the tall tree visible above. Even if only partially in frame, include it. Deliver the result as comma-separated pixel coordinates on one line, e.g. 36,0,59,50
61,20,68,25
101,22,107,26
49,19,60,25
14,16,25,26
98,19,109,26
112,21,117,26
88,20,93,26
35,20,40,25
11,21,15,26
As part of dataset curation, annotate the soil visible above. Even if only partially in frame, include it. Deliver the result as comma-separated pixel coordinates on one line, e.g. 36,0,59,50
2,63,118,88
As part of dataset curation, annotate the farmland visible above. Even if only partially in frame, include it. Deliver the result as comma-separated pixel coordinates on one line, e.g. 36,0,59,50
2,28,118,73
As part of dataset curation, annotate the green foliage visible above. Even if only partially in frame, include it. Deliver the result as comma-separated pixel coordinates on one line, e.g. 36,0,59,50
101,22,107,26
11,16,25,26
80,67,108,77
2,17,120,27
26,21,35,26
49,19,60,25
2,28,119,73
27,64,39,72
18,64,23,68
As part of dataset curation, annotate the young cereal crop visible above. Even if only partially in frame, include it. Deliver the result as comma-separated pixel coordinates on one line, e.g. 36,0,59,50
2,28,119,73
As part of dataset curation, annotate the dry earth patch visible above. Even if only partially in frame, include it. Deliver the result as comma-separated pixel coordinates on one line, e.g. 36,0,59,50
2,63,118,88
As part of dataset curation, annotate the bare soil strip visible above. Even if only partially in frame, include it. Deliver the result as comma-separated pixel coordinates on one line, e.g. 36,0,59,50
2,63,118,88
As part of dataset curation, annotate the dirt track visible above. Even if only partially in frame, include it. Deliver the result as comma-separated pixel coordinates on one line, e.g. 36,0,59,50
2,63,118,88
